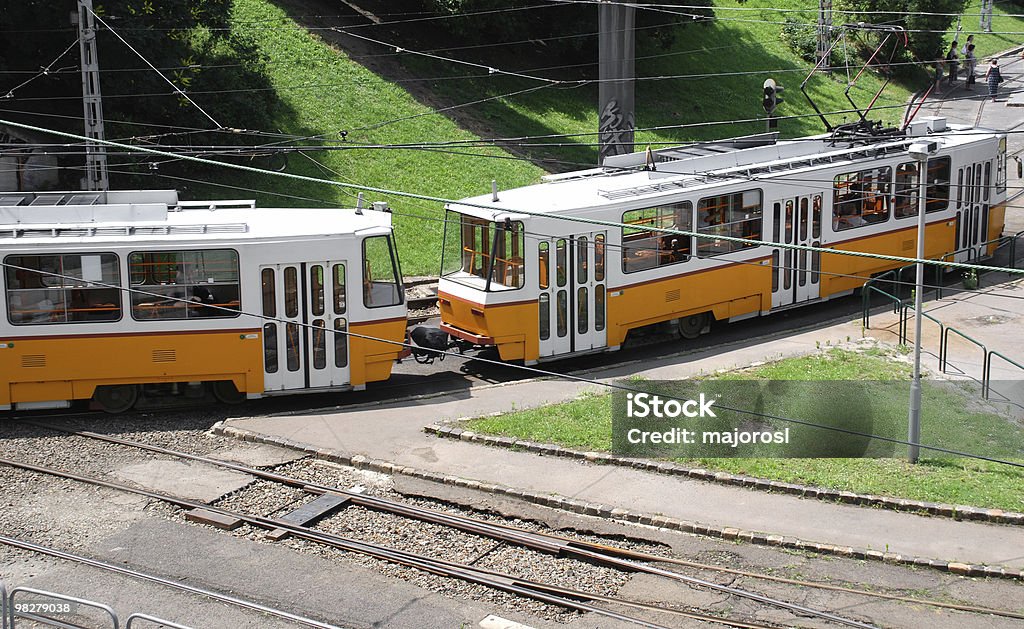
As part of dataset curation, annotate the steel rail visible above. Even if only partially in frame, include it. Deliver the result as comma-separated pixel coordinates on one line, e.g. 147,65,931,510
0,534,345,629
15,422,880,629
0,455,695,629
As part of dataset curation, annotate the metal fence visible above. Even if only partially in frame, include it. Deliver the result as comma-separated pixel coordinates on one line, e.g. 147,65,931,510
1,581,191,629
861,231,1024,399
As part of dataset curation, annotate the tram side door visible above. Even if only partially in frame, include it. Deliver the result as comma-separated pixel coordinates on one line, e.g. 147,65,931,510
260,262,349,392
570,232,608,354
770,195,820,308
955,161,990,262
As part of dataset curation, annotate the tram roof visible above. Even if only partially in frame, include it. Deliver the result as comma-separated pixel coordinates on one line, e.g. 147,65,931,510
448,124,1000,222
0,189,393,243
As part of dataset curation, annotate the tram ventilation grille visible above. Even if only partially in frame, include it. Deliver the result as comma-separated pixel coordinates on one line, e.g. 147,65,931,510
21,355,45,368
152,349,177,363
665,289,681,302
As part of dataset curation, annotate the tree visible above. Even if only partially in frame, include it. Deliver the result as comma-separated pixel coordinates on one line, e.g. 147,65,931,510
835,0,969,64
0,1,276,146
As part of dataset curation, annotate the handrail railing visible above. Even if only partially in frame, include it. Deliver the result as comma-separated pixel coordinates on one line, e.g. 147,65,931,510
9,585,119,628
125,613,193,629
941,326,987,378
984,351,1024,399
898,302,944,359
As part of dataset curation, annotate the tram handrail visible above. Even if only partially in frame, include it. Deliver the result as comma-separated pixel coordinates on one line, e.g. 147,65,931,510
984,351,1024,399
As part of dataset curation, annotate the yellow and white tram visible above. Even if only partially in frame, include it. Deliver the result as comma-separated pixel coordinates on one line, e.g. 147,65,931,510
0,190,406,412
438,117,1007,363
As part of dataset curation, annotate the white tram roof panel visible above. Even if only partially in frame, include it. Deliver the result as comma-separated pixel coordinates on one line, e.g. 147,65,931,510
0,189,393,243
450,124,994,221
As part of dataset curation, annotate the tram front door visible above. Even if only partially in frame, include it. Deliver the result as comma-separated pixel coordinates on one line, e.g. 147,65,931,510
536,232,607,359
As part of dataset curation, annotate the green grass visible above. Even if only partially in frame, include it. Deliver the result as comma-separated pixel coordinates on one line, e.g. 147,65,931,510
466,348,1024,511
173,1,1024,276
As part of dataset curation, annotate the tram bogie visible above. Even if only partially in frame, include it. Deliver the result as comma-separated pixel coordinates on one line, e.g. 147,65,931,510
439,120,1008,364
0,190,407,412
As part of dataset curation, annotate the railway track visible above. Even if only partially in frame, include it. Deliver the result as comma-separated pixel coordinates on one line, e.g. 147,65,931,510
6,421,1024,627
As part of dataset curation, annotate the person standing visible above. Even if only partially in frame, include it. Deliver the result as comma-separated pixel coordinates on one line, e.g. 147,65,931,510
984,58,1003,101
961,34,974,56
965,44,978,89
946,41,960,84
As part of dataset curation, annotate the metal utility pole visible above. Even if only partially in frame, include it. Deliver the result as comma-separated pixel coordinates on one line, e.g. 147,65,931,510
74,0,109,191
816,0,832,73
598,0,635,164
906,142,934,464
980,0,994,33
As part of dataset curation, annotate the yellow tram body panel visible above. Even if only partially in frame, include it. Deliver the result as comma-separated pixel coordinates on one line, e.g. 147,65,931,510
439,292,536,361
0,330,264,406
348,317,408,386
820,219,959,298
607,257,772,348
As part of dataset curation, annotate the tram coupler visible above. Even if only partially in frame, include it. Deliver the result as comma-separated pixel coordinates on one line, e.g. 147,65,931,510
408,326,452,364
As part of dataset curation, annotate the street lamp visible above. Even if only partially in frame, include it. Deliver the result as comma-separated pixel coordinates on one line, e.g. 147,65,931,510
906,140,937,464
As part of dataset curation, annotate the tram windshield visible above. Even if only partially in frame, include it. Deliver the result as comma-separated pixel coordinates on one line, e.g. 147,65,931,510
441,211,525,290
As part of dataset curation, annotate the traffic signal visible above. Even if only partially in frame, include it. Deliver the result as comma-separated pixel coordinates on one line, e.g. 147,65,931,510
763,79,784,114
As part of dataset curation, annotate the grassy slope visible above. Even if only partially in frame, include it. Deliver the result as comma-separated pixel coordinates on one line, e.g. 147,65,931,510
192,1,1023,276
466,349,1024,511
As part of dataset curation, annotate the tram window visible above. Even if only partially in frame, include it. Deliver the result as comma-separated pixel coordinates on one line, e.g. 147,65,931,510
539,293,550,341
784,201,793,244
974,164,983,209
983,162,991,202
996,137,1007,193
538,242,550,289
261,268,276,318
263,323,278,373
965,166,973,206
311,265,325,317
556,239,567,287
284,266,298,318
894,162,919,218
577,287,588,334
811,243,820,285
6,253,121,325
772,203,781,242
595,285,605,332
926,157,952,213
129,249,240,320
783,250,792,290
771,251,779,292
577,237,588,283
696,190,761,257
334,319,349,368
556,290,567,337
286,322,300,372
441,212,523,291
488,222,525,289
621,202,691,272
595,234,605,282
956,168,963,209
363,235,403,308
312,319,327,369
812,196,822,239
799,250,807,286
832,167,891,230
333,264,346,315
799,198,809,241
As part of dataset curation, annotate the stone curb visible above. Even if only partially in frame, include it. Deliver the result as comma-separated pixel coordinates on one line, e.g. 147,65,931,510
422,424,1024,527
211,422,1023,581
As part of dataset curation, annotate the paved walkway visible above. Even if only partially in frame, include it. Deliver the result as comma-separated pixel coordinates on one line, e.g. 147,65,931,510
225,55,1024,572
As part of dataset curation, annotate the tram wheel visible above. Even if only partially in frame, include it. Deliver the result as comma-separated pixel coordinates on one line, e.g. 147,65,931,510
678,313,709,340
212,380,246,405
93,384,139,414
